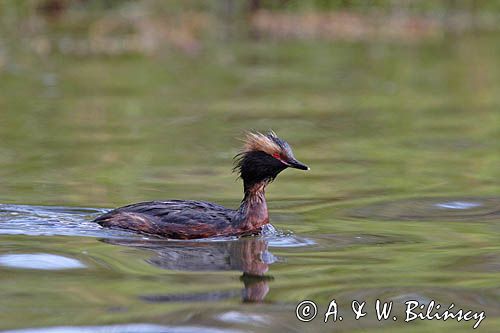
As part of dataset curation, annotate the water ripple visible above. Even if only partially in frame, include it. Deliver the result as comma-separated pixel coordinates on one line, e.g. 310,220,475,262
0,204,116,238
0,204,315,247
349,197,500,221
0,253,86,270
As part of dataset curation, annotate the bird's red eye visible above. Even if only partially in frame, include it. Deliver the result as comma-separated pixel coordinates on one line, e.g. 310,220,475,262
272,153,281,159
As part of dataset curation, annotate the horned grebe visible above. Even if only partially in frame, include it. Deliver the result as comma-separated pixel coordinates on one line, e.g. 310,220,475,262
94,131,309,239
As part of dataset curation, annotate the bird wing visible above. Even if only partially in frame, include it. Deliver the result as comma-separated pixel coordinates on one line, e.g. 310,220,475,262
94,200,236,239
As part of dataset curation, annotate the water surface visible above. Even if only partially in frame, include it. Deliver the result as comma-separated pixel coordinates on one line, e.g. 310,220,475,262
1,31,500,332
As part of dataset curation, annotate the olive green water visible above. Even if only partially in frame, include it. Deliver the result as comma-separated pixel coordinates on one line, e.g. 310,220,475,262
1,35,500,332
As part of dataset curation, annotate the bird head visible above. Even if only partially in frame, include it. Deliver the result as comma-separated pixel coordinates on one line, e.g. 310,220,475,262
234,131,309,191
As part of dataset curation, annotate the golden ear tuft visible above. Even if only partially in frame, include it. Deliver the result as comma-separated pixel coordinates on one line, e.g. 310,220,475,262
242,131,281,156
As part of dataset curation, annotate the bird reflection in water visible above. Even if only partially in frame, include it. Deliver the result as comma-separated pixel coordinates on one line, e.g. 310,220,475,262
102,237,276,302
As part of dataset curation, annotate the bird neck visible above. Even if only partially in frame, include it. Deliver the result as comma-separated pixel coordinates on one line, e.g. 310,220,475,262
234,179,270,230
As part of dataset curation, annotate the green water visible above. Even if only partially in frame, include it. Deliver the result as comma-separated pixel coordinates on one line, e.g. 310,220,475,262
0,34,500,332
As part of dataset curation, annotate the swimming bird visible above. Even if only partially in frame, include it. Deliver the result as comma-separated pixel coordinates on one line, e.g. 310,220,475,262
94,131,309,239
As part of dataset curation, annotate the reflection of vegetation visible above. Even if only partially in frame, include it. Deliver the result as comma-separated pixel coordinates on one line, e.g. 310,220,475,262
1,0,500,59
0,2,500,331
0,35,499,207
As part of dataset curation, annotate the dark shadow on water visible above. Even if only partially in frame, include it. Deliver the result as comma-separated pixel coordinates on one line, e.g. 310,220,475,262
349,197,500,222
103,237,276,303
445,252,500,273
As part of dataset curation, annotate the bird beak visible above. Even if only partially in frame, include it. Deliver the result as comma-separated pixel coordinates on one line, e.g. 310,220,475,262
288,158,310,171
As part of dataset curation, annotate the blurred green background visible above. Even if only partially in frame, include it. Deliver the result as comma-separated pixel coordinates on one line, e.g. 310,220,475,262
1,0,499,207
0,1,500,332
